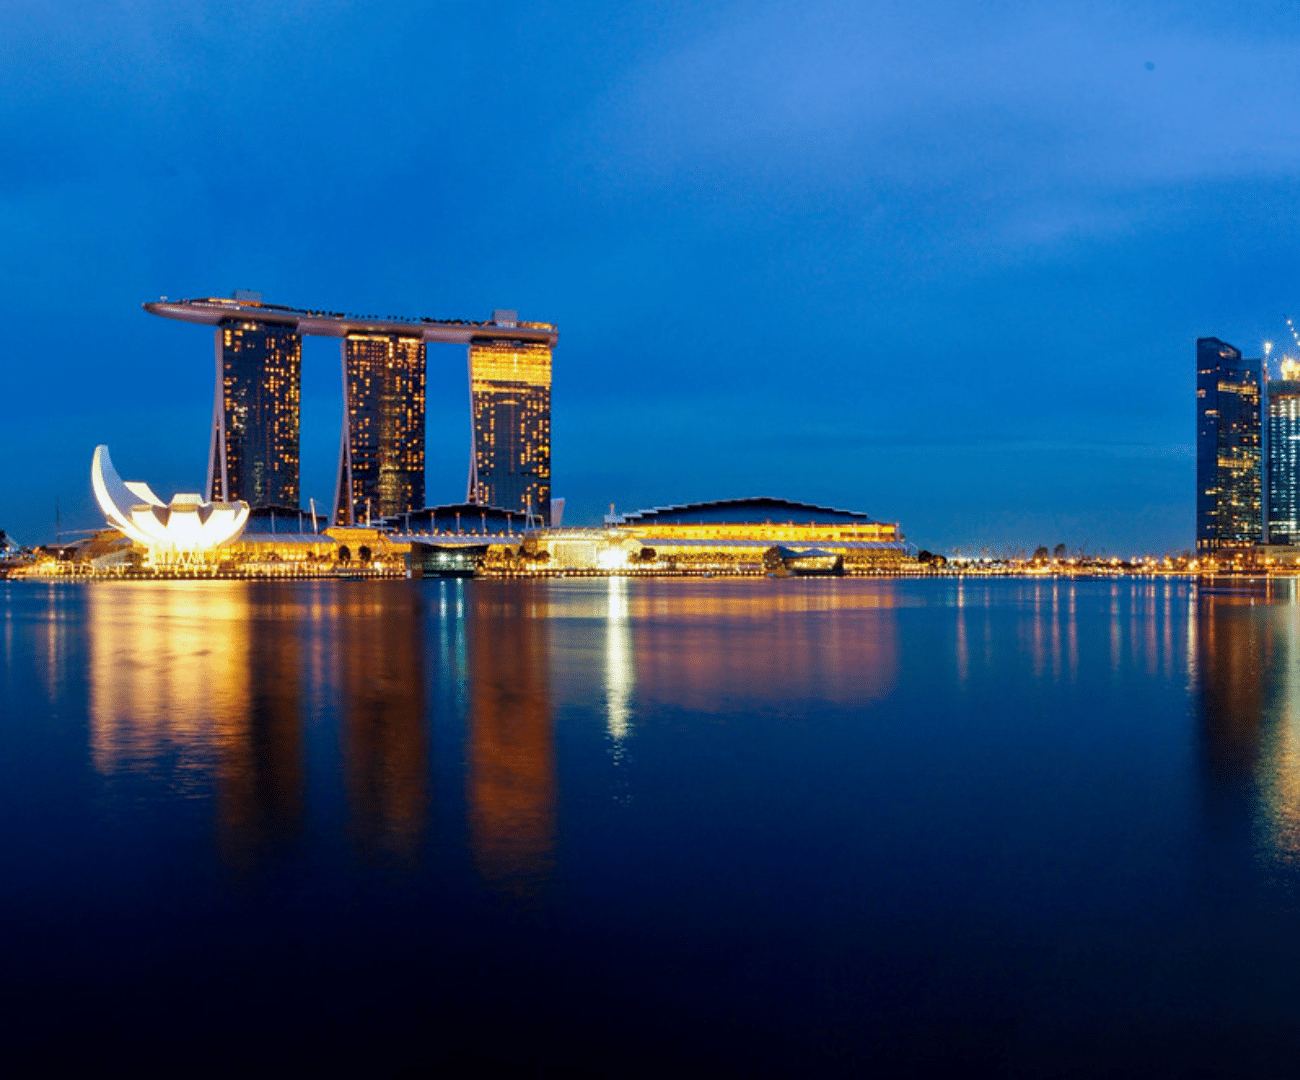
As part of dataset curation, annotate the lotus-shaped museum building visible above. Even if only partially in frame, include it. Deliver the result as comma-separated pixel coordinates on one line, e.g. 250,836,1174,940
91,445,249,561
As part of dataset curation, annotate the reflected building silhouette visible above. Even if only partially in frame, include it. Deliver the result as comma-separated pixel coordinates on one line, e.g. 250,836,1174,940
1236,585,1300,861
86,583,306,863
216,591,305,864
465,584,556,892
1190,588,1300,862
87,581,429,865
1195,592,1272,864
1196,594,1266,792
335,588,428,862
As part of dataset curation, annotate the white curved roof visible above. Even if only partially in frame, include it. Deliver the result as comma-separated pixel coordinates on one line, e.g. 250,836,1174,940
92,445,249,553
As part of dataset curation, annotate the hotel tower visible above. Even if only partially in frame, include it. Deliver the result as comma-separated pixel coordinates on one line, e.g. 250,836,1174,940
209,317,302,508
144,296,557,520
333,333,427,525
467,311,552,525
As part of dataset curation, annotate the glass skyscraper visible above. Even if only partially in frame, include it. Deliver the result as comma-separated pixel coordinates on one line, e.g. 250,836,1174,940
333,333,426,525
1268,361,1300,543
1196,337,1262,552
209,320,302,508
467,330,552,524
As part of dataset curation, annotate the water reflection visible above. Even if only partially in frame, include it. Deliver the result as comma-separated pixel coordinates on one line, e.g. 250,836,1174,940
218,598,304,862
86,583,430,864
956,579,968,685
89,584,254,792
606,577,633,746
1264,595,1300,860
629,580,899,711
1109,583,1122,674
79,578,1206,884
465,584,555,893
1196,593,1265,792
1193,583,1300,863
33,568,1300,1068
85,577,1280,879
1191,585,1300,864
332,590,428,863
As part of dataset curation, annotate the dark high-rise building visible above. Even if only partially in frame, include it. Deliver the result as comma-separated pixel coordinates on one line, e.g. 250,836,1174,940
333,333,426,525
467,312,552,523
1197,337,1262,552
209,320,302,508
1268,360,1300,543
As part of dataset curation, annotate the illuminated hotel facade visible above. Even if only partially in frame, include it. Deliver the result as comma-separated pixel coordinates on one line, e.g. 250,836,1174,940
145,296,558,514
210,319,302,507
334,333,427,525
1197,337,1262,552
1268,361,1300,543
467,313,552,524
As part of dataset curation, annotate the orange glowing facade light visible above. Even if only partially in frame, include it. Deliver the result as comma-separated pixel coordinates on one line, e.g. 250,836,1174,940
467,337,552,525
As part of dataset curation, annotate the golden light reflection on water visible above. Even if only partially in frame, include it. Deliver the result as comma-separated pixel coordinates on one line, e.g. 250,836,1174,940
333,591,427,863
606,577,633,745
1262,595,1300,859
86,582,430,865
89,583,254,789
1198,592,1266,791
1193,581,1300,864
88,583,310,863
625,580,900,712
75,577,1251,882
465,585,555,893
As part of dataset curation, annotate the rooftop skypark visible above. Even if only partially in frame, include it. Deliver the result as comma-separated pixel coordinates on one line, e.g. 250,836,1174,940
144,297,558,346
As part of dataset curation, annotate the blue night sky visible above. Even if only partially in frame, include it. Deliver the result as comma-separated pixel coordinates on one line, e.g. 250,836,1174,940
3,1,1298,553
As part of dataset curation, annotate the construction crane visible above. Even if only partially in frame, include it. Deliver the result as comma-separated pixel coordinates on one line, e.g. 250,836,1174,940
1286,315,1300,353
1277,317,1300,380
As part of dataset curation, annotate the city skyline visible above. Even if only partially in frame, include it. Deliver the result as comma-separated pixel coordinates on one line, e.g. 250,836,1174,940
8,7,1300,1071
1194,334,1300,559
5,3,1300,553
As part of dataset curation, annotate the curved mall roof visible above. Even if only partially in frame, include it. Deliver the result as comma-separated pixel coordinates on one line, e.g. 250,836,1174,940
92,445,249,553
613,497,883,526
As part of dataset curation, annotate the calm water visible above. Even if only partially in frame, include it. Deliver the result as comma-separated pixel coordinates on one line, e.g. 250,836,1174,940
4,576,1300,1073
